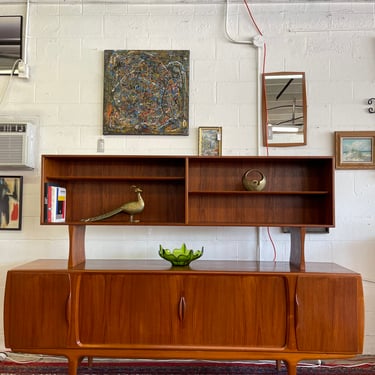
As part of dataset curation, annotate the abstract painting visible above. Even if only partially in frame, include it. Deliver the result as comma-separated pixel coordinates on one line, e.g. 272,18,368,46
0,176,22,230
103,50,189,135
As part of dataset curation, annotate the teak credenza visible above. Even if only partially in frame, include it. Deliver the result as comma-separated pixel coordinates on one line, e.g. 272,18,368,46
4,155,364,375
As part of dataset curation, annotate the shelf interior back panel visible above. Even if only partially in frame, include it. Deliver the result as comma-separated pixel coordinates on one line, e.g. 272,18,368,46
188,157,334,193
59,180,186,224
187,194,334,226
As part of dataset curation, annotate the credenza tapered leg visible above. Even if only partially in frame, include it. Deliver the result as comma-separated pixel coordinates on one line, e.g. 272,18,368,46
68,356,80,375
276,360,282,371
284,359,297,375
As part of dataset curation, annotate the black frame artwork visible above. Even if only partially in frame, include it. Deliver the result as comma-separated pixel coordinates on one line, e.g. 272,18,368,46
0,176,23,230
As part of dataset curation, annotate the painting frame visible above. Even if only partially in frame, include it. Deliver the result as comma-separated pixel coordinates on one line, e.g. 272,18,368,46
0,176,23,230
198,127,222,156
335,131,375,169
103,49,190,136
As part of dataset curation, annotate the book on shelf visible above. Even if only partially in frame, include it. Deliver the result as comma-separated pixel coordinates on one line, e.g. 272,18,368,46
44,183,66,223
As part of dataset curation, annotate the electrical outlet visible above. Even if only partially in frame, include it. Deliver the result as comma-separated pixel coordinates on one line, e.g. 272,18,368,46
18,61,30,79
97,138,105,153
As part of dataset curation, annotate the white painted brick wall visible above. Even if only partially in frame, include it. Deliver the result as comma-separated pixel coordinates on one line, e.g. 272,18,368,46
0,1,374,353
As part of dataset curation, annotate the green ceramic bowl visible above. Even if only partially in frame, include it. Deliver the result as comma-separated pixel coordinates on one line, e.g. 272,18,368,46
159,243,204,266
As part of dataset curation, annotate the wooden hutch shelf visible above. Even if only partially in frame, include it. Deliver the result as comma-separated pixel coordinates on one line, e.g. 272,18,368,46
39,155,335,270
4,155,363,375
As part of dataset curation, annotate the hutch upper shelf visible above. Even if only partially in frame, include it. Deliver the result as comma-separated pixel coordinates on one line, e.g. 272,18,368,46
41,155,334,228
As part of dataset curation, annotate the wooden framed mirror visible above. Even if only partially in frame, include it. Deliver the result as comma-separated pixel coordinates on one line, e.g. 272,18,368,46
262,72,307,147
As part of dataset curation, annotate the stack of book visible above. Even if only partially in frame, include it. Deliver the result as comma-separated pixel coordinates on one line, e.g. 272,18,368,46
44,183,67,223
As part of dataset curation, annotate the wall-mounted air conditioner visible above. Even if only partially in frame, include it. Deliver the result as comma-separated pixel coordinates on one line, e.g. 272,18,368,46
0,123,35,170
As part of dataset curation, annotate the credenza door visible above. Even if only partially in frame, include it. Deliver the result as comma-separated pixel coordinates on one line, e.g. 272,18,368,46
295,275,364,353
75,273,287,349
4,271,71,348
179,274,288,347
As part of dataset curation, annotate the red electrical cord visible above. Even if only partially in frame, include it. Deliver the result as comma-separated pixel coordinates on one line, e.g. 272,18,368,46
242,0,266,74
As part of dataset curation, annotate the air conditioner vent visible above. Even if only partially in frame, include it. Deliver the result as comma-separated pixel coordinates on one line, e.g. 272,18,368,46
0,123,28,132
0,123,35,170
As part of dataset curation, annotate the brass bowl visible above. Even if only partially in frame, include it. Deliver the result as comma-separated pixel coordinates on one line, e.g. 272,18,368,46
159,243,204,266
242,169,266,191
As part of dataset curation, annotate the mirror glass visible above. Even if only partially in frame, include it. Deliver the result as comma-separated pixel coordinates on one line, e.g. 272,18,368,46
0,16,23,75
262,72,307,146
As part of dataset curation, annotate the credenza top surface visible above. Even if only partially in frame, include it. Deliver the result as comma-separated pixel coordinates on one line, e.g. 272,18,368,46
9,259,360,276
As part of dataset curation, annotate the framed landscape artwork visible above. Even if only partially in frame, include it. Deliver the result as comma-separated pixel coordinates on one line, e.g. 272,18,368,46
0,176,22,230
103,50,189,136
335,131,375,169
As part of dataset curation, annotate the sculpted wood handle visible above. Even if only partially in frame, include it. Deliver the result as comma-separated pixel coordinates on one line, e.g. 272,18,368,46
178,296,186,321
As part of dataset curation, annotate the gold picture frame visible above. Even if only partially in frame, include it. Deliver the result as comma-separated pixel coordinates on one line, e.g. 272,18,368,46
198,127,222,156
335,131,375,169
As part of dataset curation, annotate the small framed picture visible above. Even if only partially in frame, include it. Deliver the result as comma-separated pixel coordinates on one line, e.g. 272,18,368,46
335,131,375,169
198,127,222,156
0,176,23,230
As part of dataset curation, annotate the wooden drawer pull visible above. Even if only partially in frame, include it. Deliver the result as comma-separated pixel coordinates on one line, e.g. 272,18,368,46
178,296,186,321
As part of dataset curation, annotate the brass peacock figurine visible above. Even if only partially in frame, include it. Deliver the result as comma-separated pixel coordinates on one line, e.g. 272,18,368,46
82,185,144,223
